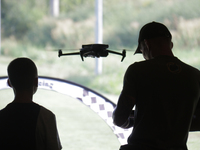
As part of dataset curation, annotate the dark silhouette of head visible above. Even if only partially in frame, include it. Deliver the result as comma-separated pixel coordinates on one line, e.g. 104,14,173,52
134,21,174,59
7,57,38,91
135,21,172,54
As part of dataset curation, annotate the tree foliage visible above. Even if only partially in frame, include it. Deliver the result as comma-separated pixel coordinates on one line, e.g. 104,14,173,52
1,0,49,39
1,0,200,51
59,0,93,13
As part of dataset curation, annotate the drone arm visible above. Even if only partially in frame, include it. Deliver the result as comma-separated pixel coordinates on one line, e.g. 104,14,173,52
121,49,126,62
107,50,123,56
60,52,80,56
58,50,80,57
80,51,84,61
107,49,126,62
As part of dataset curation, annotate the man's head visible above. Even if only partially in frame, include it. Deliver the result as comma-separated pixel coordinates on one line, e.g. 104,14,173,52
7,57,38,92
134,22,173,59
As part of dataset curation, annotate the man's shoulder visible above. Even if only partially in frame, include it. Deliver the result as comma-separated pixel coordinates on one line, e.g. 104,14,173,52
128,60,146,67
176,58,200,75
0,102,41,114
127,60,152,71
38,105,55,118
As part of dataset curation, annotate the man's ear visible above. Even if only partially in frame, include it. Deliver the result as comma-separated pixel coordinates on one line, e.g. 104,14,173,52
34,77,38,87
7,79,12,88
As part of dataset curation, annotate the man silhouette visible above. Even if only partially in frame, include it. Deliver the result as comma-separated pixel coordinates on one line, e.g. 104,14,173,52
0,57,62,150
113,22,200,150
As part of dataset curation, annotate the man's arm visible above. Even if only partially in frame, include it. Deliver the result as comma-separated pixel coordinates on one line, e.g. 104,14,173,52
190,100,200,131
45,114,62,150
36,107,62,150
112,93,136,129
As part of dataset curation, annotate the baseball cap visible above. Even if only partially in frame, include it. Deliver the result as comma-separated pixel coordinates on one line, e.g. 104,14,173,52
134,21,172,54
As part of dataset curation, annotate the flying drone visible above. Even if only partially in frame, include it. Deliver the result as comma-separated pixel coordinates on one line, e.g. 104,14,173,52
58,44,126,62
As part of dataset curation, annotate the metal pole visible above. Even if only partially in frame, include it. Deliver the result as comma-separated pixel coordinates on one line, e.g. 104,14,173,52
95,0,103,75
50,0,59,17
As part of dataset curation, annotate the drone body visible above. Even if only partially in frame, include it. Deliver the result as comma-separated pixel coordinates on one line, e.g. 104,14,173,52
58,44,126,62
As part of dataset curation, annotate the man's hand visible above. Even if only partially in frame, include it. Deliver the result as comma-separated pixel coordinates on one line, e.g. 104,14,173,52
112,93,136,129
120,110,135,129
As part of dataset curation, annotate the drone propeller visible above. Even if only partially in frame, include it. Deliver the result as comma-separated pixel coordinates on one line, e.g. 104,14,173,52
45,48,80,52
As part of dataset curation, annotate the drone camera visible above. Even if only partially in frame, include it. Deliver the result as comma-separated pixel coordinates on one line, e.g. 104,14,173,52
82,44,109,49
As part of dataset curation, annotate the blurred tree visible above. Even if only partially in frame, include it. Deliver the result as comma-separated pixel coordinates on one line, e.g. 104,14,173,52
1,0,48,39
59,0,93,13
1,0,200,51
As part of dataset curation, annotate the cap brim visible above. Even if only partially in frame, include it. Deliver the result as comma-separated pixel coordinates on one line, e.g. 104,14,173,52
134,45,142,55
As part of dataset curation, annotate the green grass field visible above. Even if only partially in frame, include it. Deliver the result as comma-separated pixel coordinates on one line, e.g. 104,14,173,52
0,88,199,150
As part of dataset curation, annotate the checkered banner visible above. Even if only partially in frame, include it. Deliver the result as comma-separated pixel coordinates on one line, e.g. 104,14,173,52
0,76,132,145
